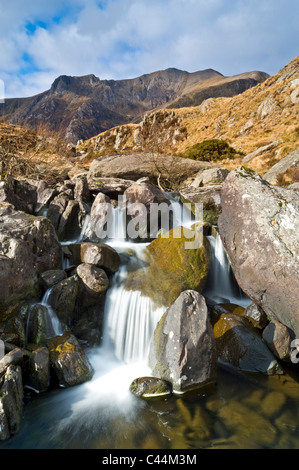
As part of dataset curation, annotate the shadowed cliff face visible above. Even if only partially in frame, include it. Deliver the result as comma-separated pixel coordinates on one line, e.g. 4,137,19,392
0,67,268,144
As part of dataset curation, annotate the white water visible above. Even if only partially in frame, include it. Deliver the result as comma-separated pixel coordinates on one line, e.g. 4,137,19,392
103,266,166,364
40,288,65,336
203,232,250,307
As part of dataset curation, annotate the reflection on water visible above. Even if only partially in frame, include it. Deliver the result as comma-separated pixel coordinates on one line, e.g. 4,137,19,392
1,352,299,450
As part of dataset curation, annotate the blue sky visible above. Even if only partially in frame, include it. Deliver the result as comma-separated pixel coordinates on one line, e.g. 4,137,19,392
0,0,298,98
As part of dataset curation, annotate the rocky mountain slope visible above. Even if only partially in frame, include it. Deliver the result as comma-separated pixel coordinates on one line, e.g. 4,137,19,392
0,67,268,144
78,55,299,181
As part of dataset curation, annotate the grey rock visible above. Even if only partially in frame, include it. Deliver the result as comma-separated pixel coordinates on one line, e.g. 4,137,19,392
40,269,67,290
263,149,299,184
47,276,79,326
149,290,217,393
84,192,112,242
218,167,299,337
242,140,282,164
25,346,50,393
262,321,294,361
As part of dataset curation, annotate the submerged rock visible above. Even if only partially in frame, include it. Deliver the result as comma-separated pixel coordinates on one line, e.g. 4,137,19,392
130,377,172,398
48,332,93,387
149,290,217,394
218,167,299,338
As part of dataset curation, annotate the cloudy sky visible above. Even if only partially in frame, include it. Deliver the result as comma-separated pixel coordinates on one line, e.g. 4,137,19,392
1,0,299,98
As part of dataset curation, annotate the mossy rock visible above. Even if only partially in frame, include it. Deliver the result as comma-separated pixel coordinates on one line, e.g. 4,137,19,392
130,377,172,398
125,227,210,307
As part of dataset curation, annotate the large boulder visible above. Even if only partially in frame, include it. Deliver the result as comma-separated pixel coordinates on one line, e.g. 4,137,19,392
24,345,50,393
47,332,93,387
149,290,217,393
88,153,213,186
218,167,299,338
78,243,120,274
125,227,210,307
76,263,109,308
0,205,61,324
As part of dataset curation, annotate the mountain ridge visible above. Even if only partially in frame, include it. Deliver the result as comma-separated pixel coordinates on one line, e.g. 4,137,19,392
0,66,269,143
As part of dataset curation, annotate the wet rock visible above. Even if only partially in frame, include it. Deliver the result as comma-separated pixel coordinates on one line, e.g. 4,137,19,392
218,167,299,338
260,391,286,419
80,243,120,274
40,269,67,290
0,365,23,441
244,302,268,329
25,345,50,393
262,321,294,361
0,348,24,375
76,263,109,308
26,304,57,345
0,206,61,323
47,332,93,387
130,377,172,398
213,313,282,374
3,317,26,347
149,290,217,393
47,276,79,326
218,401,277,447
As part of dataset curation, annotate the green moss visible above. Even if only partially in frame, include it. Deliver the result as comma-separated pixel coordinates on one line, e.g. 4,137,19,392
125,227,211,307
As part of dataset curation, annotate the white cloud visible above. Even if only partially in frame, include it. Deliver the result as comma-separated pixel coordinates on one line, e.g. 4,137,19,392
0,0,298,98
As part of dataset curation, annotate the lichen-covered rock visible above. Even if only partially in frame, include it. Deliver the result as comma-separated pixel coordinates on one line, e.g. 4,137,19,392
0,365,23,441
149,290,217,393
213,313,282,374
127,227,210,307
218,167,299,338
130,377,172,398
48,332,93,387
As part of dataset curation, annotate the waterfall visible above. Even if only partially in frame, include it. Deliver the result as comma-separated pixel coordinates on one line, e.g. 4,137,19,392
103,265,165,364
203,232,250,307
40,288,65,336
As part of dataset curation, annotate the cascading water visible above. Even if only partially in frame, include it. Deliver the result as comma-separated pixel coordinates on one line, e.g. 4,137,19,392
40,288,65,336
203,231,250,307
103,265,166,364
